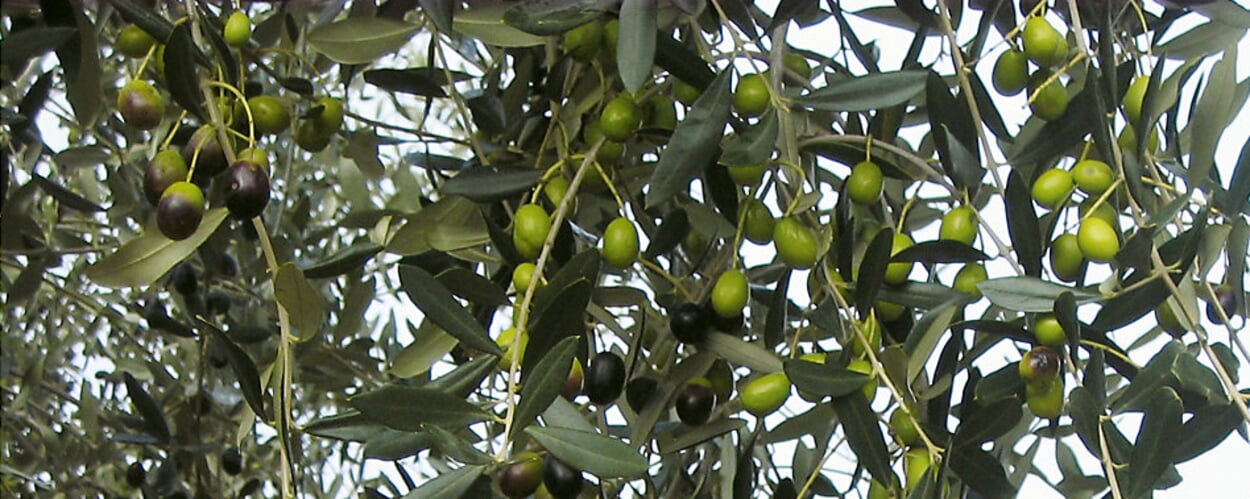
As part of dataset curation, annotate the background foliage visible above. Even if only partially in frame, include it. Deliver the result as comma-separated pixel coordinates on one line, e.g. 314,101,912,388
1,0,1248,498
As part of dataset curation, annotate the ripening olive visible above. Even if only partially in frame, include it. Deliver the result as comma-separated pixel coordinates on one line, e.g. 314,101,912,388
171,262,198,296
953,263,987,298
1031,168,1073,209
222,447,243,475
1033,314,1066,347
584,352,626,405
1049,234,1084,282
562,20,602,62
711,269,750,318
1072,159,1115,195
513,204,552,260
499,452,543,498
235,147,270,170
939,206,978,245
676,378,717,426
242,95,290,135
117,24,156,58
144,150,189,205
846,160,884,205
733,73,770,117
600,95,641,142
542,455,583,499
125,461,146,487
848,315,882,359
743,198,776,245
183,125,231,178
625,377,659,413
992,49,1029,95
1123,75,1149,124
224,160,270,219
1207,285,1238,324
883,232,915,285
1025,376,1065,418
740,372,791,417
1023,16,1067,68
1019,345,1061,383
602,217,639,268
704,359,735,402
773,217,819,269
118,80,165,130
1079,199,1119,229
670,302,709,344
156,181,205,241
561,358,583,400
224,11,252,47
1077,217,1119,263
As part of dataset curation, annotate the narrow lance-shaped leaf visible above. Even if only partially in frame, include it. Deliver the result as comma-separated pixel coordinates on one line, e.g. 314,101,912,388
350,385,488,431
274,263,326,340
795,70,928,112
204,324,267,420
85,208,229,288
525,426,649,478
829,393,893,486
646,71,732,209
511,337,578,438
398,264,500,355
1126,386,1183,498
307,17,420,65
617,0,656,93
783,358,869,397
121,372,171,443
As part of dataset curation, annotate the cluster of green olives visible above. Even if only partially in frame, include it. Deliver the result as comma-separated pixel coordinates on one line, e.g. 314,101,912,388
991,12,1072,121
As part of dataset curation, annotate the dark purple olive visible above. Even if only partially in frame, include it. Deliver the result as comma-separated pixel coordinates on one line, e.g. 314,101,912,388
584,352,625,405
675,379,717,426
542,455,582,499
224,160,270,219
670,302,709,343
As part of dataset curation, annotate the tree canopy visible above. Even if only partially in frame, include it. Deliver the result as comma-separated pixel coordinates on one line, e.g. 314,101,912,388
1,0,1248,498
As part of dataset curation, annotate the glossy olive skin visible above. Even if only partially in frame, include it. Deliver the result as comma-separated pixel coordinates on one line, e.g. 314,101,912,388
740,372,791,417
992,49,1029,95
773,217,819,269
183,126,231,179
625,377,658,413
1031,168,1073,209
171,262,198,296
733,73,770,117
1029,74,1069,121
846,160,884,205
1049,234,1084,282
1072,159,1115,195
670,302,709,344
222,447,243,475
711,269,750,318
117,24,156,58
1033,314,1066,347
883,233,915,285
1019,346,1061,383
1077,217,1119,263
224,11,251,47
513,262,539,292
1123,75,1150,123
1023,16,1067,68
156,181,205,241
241,95,291,135
939,206,978,245
1026,376,1065,418
602,217,639,268
673,79,701,106
1207,285,1238,324
743,198,776,244
600,95,642,142
562,20,602,62
144,150,189,205
584,352,626,405
118,80,164,130
542,455,583,499
224,160,270,219
125,461,146,487
889,406,921,447
953,263,987,298
675,379,717,426
498,452,543,498
311,96,345,133
512,204,552,260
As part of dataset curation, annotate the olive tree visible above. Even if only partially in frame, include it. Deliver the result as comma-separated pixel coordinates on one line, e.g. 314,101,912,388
1,0,1247,497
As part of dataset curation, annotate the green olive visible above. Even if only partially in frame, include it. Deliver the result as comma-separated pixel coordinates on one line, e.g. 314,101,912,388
1117,124,1160,154
904,447,931,494
1049,234,1084,282
1072,159,1115,195
939,206,978,245
544,176,571,208
740,372,791,417
992,49,1029,96
1156,300,1186,337
562,20,603,62
673,79,702,106
495,328,528,369
1031,168,1073,209
847,359,877,400
1033,314,1066,347
773,217,819,269
600,95,641,142
743,199,776,245
846,160,884,205
711,269,750,318
889,407,922,447
1025,376,1065,418
584,119,625,163
244,95,291,135
783,53,812,82
117,24,156,58
733,73,770,117
1023,16,1067,68
513,204,552,260
849,315,882,358
1029,75,1069,121
953,263,987,298
312,96,345,133
602,216,639,268
1077,217,1119,263
726,163,767,187
1079,199,1119,229
647,94,678,130
224,11,252,47
1122,75,1149,124
874,301,905,323
513,262,540,292
883,232,915,285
